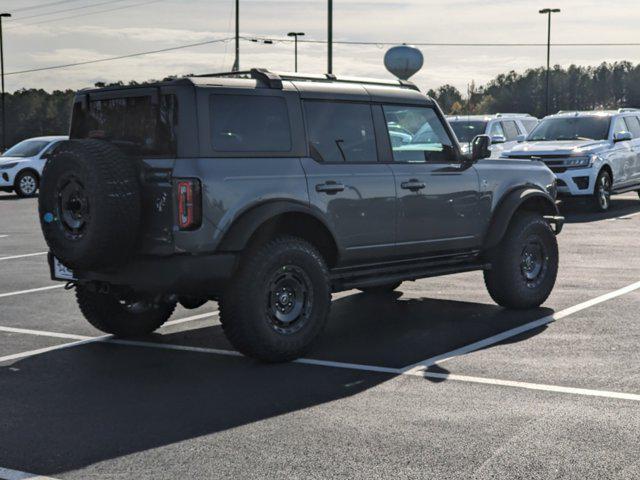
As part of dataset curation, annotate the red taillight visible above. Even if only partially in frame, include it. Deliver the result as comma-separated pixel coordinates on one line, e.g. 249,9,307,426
175,179,201,230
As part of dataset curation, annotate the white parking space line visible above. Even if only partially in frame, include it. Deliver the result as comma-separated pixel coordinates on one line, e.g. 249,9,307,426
0,466,60,480
0,285,65,299
0,235,8,238
0,252,47,261
0,311,219,364
401,280,640,374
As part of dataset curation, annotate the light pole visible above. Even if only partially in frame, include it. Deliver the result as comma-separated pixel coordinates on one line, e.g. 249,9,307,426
287,32,305,72
539,8,560,116
0,13,10,151
328,0,333,74
232,0,239,71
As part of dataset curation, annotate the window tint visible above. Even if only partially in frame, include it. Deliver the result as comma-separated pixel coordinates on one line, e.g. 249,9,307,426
489,122,505,138
383,106,453,163
304,101,377,163
502,121,520,140
70,94,178,157
624,117,640,138
210,95,291,152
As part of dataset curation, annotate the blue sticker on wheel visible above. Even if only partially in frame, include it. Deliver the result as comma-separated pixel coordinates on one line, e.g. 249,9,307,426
43,212,54,223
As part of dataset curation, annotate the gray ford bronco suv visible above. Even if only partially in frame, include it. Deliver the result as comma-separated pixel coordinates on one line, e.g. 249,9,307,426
39,69,563,362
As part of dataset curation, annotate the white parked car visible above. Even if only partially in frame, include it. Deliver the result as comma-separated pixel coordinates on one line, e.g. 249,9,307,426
501,109,640,211
0,136,68,197
447,114,538,157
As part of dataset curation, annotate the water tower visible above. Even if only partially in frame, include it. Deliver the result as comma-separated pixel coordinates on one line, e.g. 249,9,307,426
384,45,424,80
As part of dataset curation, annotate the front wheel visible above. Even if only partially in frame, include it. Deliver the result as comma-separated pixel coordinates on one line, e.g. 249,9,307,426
14,170,39,198
220,236,331,362
592,170,612,212
76,285,176,337
484,213,559,309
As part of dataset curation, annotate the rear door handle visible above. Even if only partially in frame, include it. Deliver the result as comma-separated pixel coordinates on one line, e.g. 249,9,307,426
316,181,345,194
401,179,426,192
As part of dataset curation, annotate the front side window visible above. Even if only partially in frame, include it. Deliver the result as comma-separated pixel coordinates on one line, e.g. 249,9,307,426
448,120,487,143
383,106,453,163
521,119,539,133
304,101,377,163
71,94,178,156
502,121,520,140
2,140,49,158
489,122,506,138
624,116,640,138
528,116,611,141
210,95,291,153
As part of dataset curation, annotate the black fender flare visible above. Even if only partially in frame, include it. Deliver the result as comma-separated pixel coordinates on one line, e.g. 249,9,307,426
483,187,562,250
217,200,340,253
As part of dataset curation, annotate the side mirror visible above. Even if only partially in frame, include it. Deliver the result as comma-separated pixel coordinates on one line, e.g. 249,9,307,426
471,135,492,161
614,131,632,143
516,134,526,142
490,135,506,144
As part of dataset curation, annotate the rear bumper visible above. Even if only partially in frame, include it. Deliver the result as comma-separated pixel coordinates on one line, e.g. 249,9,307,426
51,253,238,297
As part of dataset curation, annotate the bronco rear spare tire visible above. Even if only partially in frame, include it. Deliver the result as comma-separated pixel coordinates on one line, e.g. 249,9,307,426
38,139,141,270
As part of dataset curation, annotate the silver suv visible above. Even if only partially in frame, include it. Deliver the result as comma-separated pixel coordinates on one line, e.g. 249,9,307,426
502,109,640,211
447,114,538,157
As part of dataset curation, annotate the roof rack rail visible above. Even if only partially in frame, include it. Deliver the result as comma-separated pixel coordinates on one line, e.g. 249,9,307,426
193,68,419,91
618,108,640,112
495,113,533,118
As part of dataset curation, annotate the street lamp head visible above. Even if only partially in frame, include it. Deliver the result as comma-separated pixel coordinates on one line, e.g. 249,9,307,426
539,8,560,13
0,13,11,18
287,32,305,37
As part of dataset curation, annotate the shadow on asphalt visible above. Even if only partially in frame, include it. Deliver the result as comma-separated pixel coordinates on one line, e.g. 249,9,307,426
560,197,640,223
0,292,552,475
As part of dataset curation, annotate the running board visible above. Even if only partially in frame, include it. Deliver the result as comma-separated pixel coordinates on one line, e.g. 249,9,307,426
612,183,640,194
330,255,489,292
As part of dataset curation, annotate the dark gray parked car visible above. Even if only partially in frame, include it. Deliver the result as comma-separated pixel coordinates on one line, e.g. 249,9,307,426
38,69,563,362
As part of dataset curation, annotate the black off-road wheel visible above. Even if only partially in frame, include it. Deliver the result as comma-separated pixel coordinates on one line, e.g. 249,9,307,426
76,285,176,337
592,169,612,212
484,213,558,309
14,170,39,198
38,139,141,270
220,236,331,362
358,282,402,294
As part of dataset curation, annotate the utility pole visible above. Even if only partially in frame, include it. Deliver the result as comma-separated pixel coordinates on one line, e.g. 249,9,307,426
0,13,10,151
539,8,560,116
232,0,239,71
327,0,333,74
287,32,305,72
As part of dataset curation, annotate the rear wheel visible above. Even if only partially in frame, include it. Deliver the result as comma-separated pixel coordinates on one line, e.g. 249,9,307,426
76,285,176,337
14,170,39,198
592,170,612,212
358,282,402,294
220,236,331,362
484,213,558,309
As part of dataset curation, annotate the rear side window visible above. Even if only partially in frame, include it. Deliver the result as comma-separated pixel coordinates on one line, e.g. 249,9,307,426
210,95,291,152
624,116,640,138
70,94,178,157
304,101,377,163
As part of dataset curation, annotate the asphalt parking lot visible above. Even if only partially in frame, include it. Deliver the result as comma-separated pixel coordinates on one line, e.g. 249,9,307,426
1,191,639,479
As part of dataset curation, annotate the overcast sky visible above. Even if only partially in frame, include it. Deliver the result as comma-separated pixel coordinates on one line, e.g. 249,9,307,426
3,0,640,94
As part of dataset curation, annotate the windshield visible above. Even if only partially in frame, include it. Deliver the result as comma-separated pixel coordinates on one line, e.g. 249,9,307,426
2,140,49,158
528,116,611,141
449,121,487,143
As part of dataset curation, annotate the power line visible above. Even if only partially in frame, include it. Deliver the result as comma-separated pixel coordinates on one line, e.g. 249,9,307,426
5,37,234,76
243,35,640,47
13,0,130,22
8,0,164,28
12,0,86,13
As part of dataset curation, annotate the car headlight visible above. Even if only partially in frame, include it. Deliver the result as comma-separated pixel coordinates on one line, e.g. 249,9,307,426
0,162,17,170
565,156,593,168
